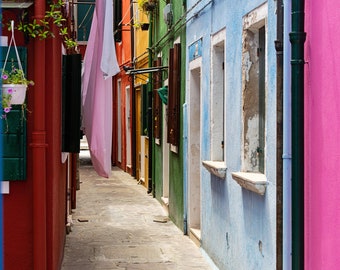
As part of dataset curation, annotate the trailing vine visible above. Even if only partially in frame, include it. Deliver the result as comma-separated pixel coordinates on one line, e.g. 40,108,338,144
16,0,78,53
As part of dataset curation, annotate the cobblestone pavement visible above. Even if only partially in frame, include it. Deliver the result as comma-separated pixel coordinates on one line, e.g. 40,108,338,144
61,151,215,270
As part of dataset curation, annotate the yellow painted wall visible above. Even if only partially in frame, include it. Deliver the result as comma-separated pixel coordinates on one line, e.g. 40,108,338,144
133,2,149,187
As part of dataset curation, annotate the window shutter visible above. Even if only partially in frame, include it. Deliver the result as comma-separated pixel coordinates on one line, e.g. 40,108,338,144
1,47,27,180
153,57,162,139
141,84,148,135
62,54,82,153
114,0,122,42
167,43,181,146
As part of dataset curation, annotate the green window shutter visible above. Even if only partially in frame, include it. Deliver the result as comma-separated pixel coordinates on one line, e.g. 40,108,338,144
1,46,27,74
141,84,148,135
1,47,27,181
1,107,27,180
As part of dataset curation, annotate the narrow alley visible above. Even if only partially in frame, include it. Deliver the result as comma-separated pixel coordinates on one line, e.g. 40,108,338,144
61,149,215,270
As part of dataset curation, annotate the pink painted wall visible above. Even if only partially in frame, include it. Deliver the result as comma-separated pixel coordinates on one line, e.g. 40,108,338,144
305,1,340,269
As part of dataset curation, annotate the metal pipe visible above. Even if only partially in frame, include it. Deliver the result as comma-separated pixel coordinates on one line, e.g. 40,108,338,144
130,0,137,177
183,103,188,234
289,0,306,268
31,0,48,269
283,0,292,268
147,11,153,195
275,0,284,268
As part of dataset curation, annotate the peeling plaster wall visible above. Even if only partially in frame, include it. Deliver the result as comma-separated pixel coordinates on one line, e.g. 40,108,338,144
242,28,261,172
186,1,277,269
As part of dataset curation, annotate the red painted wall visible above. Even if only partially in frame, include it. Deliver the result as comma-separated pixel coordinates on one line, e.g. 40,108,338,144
45,33,67,270
2,7,67,270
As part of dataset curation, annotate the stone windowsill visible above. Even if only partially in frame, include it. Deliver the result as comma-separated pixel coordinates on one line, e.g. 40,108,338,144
231,172,268,195
161,196,169,206
202,161,227,179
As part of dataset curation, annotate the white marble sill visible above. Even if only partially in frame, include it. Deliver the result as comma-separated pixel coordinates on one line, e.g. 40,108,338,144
231,172,268,195
202,161,227,179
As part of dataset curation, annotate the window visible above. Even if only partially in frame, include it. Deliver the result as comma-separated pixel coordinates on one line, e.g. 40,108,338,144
75,0,95,43
117,79,122,163
211,30,225,161
75,0,121,42
202,30,227,179
231,3,268,195
242,7,266,173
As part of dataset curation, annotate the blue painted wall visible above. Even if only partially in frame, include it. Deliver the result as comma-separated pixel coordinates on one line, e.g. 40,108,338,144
186,0,277,269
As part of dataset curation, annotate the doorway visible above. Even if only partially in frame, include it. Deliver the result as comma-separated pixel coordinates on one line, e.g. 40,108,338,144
125,85,132,173
188,59,202,246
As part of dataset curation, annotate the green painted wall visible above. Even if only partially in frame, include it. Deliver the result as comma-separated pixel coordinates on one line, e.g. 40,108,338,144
152,1,186,230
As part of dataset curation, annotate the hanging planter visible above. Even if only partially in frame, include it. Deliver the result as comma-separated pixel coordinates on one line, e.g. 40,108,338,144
141,23,150,31
1,21,34,118
138,0,158,12
2,84,27,105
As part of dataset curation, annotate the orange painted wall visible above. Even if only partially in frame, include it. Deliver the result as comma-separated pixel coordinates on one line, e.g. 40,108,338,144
112,0,132,173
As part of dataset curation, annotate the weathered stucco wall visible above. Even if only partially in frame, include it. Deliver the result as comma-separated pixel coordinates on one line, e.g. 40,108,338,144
186,0,277,269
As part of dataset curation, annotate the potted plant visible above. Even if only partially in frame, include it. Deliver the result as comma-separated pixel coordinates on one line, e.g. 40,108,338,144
141,23,150,31
1,61,34,132
1,62,34,107
138,0,158,12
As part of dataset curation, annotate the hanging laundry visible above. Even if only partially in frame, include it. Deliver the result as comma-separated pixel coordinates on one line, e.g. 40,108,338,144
82,0,120,177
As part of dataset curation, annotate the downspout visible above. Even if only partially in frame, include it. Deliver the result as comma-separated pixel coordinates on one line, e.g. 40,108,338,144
289,0,306,269
183,103,188,234
31,0,48,269
131,0,136,177
283,0,292,269
147,11,153,195
0,26,3,270
275,0,284,269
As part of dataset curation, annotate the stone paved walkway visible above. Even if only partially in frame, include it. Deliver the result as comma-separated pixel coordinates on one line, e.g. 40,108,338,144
61,151,215,270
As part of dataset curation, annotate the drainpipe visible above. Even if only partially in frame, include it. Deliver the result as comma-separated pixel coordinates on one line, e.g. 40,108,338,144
31,0,48,269
131,0,136,177
283,0,292,269
289,0,306,269
0,26,3,270
275,0,283,269
147,11,153,195
183,103,188,234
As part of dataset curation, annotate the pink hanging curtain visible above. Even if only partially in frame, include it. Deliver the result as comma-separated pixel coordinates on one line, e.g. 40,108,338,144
82,0,120,177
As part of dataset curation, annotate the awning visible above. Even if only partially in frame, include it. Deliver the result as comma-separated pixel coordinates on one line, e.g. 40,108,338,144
125,66,168,75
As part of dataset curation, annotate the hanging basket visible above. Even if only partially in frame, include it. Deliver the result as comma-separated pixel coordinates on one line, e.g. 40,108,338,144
140,0,157,11
2,84,27,104
1,21,29,106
